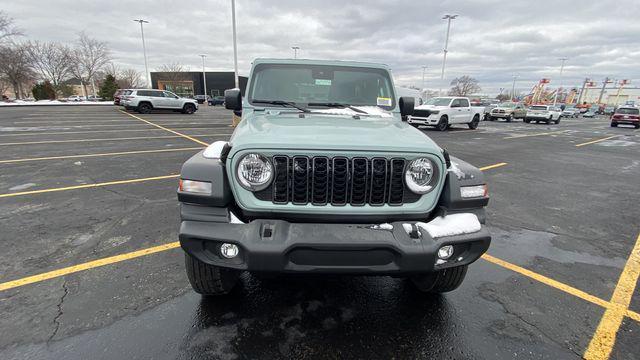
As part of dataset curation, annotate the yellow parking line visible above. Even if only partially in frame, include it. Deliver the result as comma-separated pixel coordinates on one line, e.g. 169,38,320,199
504,130,568,139
627,309,640,323
482,254,611,308
0,134,227,146
0,147,204,164
0,242,181,292
119,110,210,146
575,135,618,147
584,232,640,360
0,174,179,198
479,162,508,171
0,127,227,137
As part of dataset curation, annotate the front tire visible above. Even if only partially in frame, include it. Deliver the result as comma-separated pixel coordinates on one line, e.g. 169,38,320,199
555,117,561,124
546,116,552,124
468,115,480,130
137,103,152,114
436,116,449,131
183,103,196,114
506,114,513,122
524,118,531,123
185,253,240,296
611,122,618,127
411,265,468,293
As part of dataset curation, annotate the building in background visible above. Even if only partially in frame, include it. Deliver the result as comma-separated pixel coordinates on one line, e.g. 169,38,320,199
150,71,248,98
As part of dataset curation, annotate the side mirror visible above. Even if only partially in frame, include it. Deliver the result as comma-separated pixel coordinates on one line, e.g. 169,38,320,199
399,96,415,119
225,89,242,111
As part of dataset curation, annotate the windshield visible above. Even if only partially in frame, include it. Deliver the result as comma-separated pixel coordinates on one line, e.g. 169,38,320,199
530,105,548,110
424,97,453,106
498,102,516,108
248,63,395,110
616,108,639,115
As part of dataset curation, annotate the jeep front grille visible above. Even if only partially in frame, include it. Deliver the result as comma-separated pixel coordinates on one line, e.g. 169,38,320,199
260,156,418,206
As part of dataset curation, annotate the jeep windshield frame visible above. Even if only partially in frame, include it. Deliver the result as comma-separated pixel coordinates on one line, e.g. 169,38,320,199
247,63,396,111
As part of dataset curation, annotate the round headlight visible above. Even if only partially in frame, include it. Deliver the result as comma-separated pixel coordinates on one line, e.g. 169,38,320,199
236,153,273,191
405,158,437,194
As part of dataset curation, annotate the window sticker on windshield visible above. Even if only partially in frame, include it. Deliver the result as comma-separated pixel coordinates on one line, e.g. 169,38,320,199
315,79,332,86
377,97,392,106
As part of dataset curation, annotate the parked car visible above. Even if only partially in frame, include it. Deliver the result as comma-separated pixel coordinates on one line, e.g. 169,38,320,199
603,106,616,115
524,105,562,124
208,96,225,106
194,95,211,104
561,106,580,118
67,95,84,102
610,107,640,128
120,89,199,114
408,96,483,130
177,58,492,296
113,89,129,105
487,102,527,122
582,109,597,118
87,95,103,101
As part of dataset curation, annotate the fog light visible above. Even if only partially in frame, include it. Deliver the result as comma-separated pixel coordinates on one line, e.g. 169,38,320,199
220,243,239,259
438,245,454,260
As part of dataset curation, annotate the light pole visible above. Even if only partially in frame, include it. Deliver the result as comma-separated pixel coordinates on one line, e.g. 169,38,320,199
230,0,239,89
199,54,207,99
440,14,458,95
291,46,300,59
421,66,427,100
511,74,519,101
552,57,568,106
133,19,150,87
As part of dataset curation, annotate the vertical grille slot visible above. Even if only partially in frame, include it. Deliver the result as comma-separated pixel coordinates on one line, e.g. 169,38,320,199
369,158,388,205
331,157,349,205
388,159,405,205
311,157,329,205
292,157,309,204
350,158,369,206
272,156,289,203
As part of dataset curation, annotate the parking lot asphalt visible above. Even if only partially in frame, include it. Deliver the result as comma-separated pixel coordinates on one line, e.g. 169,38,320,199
0,105,638,359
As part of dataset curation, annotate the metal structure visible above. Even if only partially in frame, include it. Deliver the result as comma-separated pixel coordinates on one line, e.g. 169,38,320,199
199,54,208,97
439,14,458,95
552,57,568,106
133,19,150,87
614,79,630,105
597,77,612,105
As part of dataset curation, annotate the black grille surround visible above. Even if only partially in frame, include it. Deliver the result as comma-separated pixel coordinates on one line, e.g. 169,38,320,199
255,155,423,206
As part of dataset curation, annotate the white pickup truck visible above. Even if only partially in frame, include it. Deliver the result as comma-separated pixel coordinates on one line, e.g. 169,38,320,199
408,97,483,131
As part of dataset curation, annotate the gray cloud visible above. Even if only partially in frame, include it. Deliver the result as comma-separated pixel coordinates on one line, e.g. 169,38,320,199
4,0,639,94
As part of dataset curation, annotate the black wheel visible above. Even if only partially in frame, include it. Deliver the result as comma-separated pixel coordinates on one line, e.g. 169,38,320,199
468,115,480,130
137,103,152,114
611,122,618,127
436,116,448,131
524,118,531,123
185,253,240,296
506,114,513,122
535,120,540,124
410,265,468,293
488,116,495,121
635,124,640,129
555,117,560,124
410,123,420,128
546,116,552,124
183,103,196,114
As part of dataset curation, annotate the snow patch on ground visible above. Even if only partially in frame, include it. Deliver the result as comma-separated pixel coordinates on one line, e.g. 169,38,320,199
405,213,481,238
74,161,83,166
9,183,36,191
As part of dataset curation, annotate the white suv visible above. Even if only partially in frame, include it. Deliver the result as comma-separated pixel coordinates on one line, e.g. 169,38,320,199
121,89,199,114
524,105,562,124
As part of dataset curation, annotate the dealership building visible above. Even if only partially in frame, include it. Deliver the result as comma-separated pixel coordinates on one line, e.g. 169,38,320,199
150,71,248,98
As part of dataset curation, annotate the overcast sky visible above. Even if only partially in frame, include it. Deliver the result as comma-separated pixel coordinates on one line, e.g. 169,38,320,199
4,0,640,94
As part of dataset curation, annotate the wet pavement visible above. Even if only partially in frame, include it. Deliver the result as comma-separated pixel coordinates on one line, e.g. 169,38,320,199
0,105,638,359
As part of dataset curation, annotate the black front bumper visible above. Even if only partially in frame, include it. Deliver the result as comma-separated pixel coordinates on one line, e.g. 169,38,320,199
179,217,491,275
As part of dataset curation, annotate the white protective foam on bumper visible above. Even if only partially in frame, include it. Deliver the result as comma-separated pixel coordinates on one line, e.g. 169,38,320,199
406,213,482,239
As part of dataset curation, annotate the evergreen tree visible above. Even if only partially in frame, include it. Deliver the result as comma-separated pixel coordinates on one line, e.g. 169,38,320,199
98,74,118,100
31,81,56,100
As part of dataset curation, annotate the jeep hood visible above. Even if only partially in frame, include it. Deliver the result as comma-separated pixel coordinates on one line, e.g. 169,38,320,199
228,112,442,156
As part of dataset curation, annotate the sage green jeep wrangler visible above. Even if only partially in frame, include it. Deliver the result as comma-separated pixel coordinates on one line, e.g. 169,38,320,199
177,59,491,296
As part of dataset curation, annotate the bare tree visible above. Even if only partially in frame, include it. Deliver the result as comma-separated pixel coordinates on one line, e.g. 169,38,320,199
448,75,481,96
104,62,120,78
26,41,73,89
0,11,22,44
155,62,191,82
70,32,111,97
119,68,143,88
0,43,35,99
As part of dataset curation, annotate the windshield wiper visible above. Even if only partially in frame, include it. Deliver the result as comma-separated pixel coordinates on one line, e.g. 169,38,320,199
252,100,309,112
307,102,368,114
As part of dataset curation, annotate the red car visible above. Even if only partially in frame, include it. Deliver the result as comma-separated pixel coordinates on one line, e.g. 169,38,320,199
610,107,640,129
113,89,129,105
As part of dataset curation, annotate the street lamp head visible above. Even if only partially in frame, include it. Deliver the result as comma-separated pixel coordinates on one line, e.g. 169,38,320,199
442,14,458,19
198,54,207,58
291,46,300,50
133,19,149,23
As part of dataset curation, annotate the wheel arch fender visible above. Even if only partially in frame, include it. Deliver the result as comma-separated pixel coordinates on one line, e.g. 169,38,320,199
178,146,233,207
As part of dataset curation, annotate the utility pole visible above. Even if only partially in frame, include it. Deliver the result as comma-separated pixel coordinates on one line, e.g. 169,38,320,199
511,74,518,101
291,46,300,59
439,14,458,96
133,19,150,87
199,54,207,98
552,57,568,106
230,0,239,89
421,66,427,100
597,77,610,105
576,77,589,105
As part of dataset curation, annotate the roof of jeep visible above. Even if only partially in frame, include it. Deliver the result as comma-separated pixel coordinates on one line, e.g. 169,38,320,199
252,58,391,70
